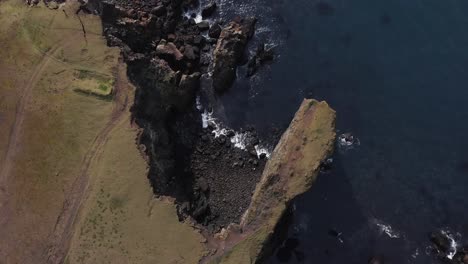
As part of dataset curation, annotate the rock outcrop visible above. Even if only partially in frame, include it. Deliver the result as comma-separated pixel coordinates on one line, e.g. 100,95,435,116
429,230,468,264
205,99,336,263
95,0,261,227
212,17,256,93
247,43,274,77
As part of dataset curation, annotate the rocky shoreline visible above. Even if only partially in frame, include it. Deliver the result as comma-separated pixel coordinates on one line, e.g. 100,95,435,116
72,0,272,230
17,1,468,263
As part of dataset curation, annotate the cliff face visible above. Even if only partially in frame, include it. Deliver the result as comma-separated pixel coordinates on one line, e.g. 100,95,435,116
209,99,336,263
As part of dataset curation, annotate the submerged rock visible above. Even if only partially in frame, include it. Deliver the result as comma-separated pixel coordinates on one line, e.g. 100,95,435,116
202,2,217,18
247,43,274,77
208,23,222,39
212,17,256,93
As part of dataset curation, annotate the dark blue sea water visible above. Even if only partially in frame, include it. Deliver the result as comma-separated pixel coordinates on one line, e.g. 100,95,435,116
211,0,468,263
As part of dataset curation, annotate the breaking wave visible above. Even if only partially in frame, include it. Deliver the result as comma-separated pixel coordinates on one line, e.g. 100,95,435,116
200,108,271,158
372,219,401,239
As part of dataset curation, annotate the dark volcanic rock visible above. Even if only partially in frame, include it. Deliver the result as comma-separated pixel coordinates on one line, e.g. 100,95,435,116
156,40,184,64
247,43,274,77
197,21,210,31
190,129,266,229
212,17,256,93
430,231,452,253
201,2,217,18
208,22,222,39
96,0,264,232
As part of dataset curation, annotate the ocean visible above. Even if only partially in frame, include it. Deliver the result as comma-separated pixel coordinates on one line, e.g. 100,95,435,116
201,0,468,262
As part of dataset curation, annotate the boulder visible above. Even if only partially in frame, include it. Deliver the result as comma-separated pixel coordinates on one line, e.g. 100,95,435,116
156,40,184,64
208,23,222,39
212,17,256,93
201,2,217,18
197,21,210,31
430,231,452,253
247,43,274,77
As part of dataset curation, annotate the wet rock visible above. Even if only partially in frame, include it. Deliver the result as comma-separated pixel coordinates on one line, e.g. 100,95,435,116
212,17,256,93
208,23,222,39
201,2,217,18
319,158,333,172
247,43,274,77
197,21,210,31
247,145,257,157
226,130,235,138
430,230,452,253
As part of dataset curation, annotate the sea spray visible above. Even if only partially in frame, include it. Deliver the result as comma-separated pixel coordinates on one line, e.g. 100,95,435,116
372,219,401,239
200,108,272,158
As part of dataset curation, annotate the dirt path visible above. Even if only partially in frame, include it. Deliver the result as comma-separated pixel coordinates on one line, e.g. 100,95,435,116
0,32,129,263
0,37,78,207
45,61,131,264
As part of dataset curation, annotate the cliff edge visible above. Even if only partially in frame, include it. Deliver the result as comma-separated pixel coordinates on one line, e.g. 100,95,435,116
209,99,336,263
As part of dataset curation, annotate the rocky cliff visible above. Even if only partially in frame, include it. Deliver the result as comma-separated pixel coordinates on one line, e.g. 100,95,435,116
205,99,336,263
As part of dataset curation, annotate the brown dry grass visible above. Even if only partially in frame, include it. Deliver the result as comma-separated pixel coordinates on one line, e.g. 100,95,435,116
0,1,206,263
0,1,118,262
66,81,207,263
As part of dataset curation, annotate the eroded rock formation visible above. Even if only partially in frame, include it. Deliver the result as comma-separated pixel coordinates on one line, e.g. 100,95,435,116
206,99,336,263
86,0,264,229
212,17,256,93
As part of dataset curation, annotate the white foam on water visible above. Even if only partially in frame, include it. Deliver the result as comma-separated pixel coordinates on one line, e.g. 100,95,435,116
201,110,227,137
441,230,458,260
183,7,203,23
200,110,272,157
411,248,420,259
373,219,401,239
230,132,247,149
255,145,271,158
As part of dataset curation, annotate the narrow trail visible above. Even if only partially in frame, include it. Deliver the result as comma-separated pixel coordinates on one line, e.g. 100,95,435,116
0,37,78,207
45,61,131,264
